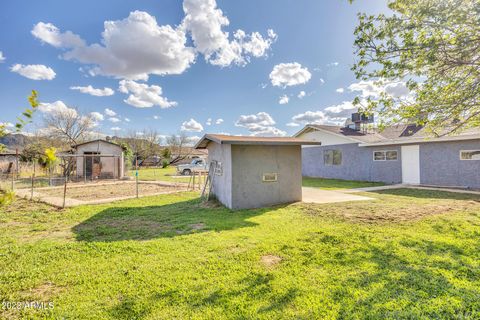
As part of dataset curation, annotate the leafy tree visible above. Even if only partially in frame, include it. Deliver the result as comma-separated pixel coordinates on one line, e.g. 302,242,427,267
0,90,39,152
1,90,39,207
352,0,480,136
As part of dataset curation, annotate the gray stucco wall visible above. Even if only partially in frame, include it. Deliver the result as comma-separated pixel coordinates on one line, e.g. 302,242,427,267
207,143,232,208
420,139,480,189
302,143,402,184
230,145,302,209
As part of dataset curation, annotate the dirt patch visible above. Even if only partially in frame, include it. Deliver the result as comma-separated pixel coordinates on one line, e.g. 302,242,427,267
189,223,205,230
20,282,64,300
35,182,185,201
301,192,480,223
261,255,282,268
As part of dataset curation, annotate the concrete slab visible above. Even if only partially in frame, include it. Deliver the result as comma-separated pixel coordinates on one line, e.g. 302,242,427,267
342,184,480,196
302,187,373,204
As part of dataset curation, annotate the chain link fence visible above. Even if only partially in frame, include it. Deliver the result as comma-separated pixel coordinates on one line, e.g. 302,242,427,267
0,155,203,208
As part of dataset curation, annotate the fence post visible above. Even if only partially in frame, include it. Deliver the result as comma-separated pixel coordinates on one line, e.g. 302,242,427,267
135,156,139,198
31,161,36,200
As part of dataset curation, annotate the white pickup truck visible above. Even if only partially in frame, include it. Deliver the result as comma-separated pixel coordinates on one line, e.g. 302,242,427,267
176,158,207,175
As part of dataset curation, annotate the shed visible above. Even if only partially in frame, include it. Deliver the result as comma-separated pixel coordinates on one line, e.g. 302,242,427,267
195,134,321,209
71,139,125,180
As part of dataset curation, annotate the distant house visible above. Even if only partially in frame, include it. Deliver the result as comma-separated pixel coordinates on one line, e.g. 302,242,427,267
70,139,125,180
294,116,480,189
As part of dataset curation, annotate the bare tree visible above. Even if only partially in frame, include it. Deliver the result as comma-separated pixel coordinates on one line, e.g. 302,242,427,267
164,133,192,165
43,107,95,146
123,129,162,165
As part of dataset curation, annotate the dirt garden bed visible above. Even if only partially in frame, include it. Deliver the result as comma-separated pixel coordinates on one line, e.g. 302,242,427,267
35,181,186,201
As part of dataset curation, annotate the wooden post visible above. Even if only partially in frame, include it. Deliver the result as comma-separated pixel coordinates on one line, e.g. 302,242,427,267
192,172,196,191
31,161,36,200
135,156,139,198
62,159,72,209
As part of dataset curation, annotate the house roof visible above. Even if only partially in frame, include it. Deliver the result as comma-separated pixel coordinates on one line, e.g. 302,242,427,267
72,139,124,149
294,124,480,146
194,134,322,149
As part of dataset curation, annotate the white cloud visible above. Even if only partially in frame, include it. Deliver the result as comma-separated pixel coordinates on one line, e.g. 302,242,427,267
32,12,195,80
153,115,160,120
32,2,276,79
215,118,223,125
119,80,177,108
348,80,409,99
206,118,212,126
286,122,300,127
323,101,357,118
181,0,276,67
124,118,130,122
235,111,286,136
185,135,201,145
110,127,121,132
0,51,5,63
38,101,76,115
0,122,14,128
32,22,85,48
181,118,204,132
297,91,306,99
10,64,56,80
70,85,114,96
108,117,121,123
336,88,344,93
90,112,104,121
104,108,116,116
290,101,358,126
327,62,339,67
278,95,289,105
319,78,325,85
269,62,311,88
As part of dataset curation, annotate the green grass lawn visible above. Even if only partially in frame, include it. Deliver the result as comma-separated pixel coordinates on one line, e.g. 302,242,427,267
1,189,480,319
302,176,386,190
127,166,191,183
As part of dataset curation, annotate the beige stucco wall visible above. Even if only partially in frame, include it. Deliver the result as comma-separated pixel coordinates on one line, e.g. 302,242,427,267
75,141,124,178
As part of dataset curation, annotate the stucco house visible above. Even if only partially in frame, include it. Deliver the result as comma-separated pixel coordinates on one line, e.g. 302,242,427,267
195,134,320,209
294,119,480,189
71,139,125,180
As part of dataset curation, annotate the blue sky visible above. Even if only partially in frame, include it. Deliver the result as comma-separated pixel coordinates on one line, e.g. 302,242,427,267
0,0,389,140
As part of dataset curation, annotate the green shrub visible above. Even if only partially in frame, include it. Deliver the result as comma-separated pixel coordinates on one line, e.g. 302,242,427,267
0,191,15,206
161,160,169,168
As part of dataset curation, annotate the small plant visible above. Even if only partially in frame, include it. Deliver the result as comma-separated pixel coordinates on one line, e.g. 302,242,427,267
161,160,169,168
0,191,15,206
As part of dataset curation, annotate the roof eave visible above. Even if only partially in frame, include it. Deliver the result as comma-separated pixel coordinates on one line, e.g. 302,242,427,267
358,134,480,147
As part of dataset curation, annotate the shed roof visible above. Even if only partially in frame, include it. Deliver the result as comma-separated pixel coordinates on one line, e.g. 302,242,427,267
72,139,124,149
194,134,322,149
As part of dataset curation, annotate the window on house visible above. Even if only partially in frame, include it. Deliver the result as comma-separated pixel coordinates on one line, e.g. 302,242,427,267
460,150,480,160
324,150,342,165
373,150,398,161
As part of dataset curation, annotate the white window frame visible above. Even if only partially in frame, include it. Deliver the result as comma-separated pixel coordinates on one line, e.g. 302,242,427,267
262,173,278,182
373,150,398,161
460,150,480,161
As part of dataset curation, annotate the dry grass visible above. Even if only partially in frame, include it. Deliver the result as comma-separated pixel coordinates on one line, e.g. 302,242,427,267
301,188,480,223
260,255,283,268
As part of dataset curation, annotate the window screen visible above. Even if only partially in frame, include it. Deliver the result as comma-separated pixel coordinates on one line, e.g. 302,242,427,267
374,150,397,161
324,150,342,165
460,150,480,160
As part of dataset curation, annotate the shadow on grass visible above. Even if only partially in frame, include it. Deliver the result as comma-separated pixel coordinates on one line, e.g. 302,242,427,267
331,243,480,318
372,188,480,201
73,198,277,242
